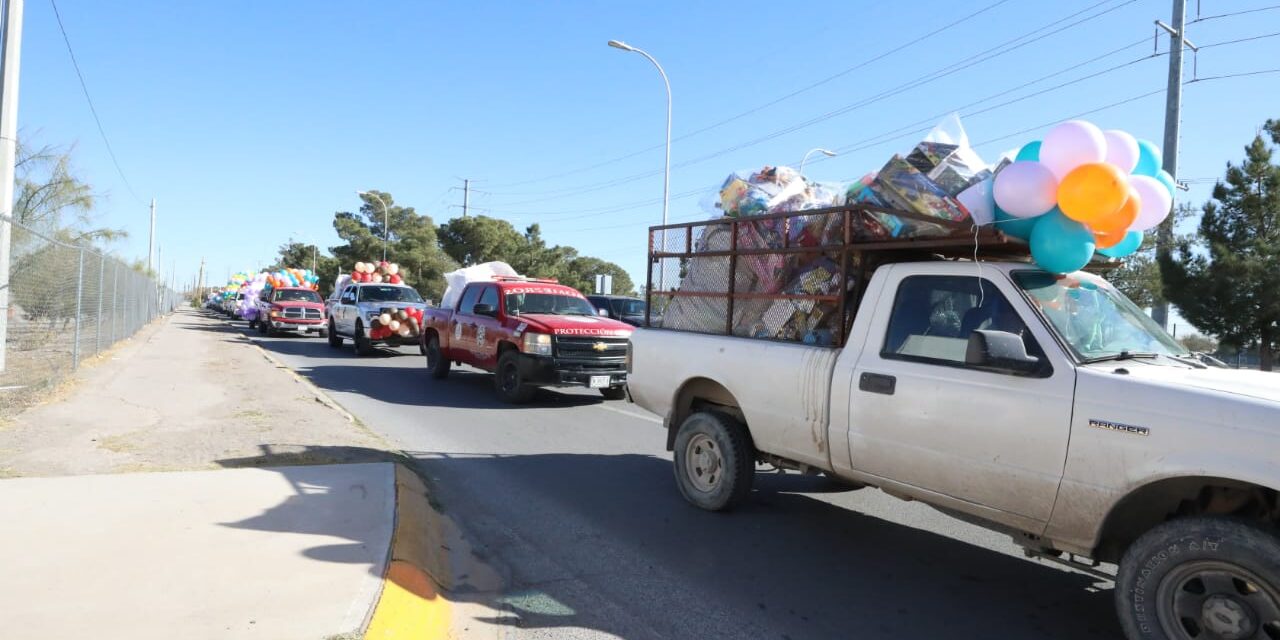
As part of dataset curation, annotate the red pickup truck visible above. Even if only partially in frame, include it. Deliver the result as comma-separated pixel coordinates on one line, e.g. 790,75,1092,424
255,287,327,338
421,277,634,403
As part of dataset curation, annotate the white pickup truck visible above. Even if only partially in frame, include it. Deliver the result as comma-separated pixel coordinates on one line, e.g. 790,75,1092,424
628,211,1280,640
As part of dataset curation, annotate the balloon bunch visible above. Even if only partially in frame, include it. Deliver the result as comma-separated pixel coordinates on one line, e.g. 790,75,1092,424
368,307,425,341
238,272,270,320
991,120,1174,273
350,261,403,285
265,268,320,291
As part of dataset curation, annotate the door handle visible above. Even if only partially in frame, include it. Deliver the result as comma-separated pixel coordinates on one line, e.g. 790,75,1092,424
859,372,896,395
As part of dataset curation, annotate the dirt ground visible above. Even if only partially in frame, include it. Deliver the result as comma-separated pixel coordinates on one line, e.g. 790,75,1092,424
0,307,390,478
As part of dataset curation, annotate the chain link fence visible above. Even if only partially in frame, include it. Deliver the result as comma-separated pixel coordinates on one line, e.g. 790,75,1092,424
0,216,181,417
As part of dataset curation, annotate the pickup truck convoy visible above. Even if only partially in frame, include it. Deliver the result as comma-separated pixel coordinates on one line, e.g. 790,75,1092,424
627,205,1280,640
327,281,428,355
422,276,634,403
253,286,327,337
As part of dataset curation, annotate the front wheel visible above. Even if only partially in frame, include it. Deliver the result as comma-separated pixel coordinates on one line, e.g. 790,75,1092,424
327,320,342,348
1115,516,1280,640
599,386,627,400
672,411,754,511
495,351,535,404
425,335,450,379
354,322,372,356
259,318,271,336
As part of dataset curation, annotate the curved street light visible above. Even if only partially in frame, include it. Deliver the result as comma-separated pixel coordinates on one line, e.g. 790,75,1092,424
607,40,671,231
799,148,837,177
355,190,390,262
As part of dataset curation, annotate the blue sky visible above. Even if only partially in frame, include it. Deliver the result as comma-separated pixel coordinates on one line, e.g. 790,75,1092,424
15,0,1280,320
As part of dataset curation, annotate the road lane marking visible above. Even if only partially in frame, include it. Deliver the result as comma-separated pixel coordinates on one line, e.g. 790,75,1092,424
597,404,662,424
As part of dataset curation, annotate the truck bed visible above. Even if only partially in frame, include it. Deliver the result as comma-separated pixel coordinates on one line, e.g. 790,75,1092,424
627,327,839,470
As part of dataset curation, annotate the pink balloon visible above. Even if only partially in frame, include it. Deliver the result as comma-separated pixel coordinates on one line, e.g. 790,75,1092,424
1040,120,1107,180
1129,175,1173,231
1103,129,1140,173
993,161,1059,219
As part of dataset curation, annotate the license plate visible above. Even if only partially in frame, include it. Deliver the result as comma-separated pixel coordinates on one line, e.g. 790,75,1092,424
588,375,610,389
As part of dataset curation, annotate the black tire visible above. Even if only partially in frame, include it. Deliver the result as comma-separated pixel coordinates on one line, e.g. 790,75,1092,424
599,386,627,400
1115,516,1280,640
259,317,271,336
317,328,328,339
495,351,535,404
354,321,372,356
425,334,450,380
327,320,342,348
248,318,258,330
672,411,754,511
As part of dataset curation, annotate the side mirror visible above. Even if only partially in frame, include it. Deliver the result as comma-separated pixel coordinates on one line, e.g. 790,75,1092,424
966,330,1042,375
472,303,496,317
597,308,610,317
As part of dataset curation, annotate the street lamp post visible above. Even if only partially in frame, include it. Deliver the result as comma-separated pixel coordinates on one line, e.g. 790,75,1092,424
356,190,390,262
799,148,837,176
609,39,671,290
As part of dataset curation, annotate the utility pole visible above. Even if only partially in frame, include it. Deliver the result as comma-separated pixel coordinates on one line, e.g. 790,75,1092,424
0,0,24,373
196,257,205,299
463,178,470,218
1152,0,1196,329
147,198,156,276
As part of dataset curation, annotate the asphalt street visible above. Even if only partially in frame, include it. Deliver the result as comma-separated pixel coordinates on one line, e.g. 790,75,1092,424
233,318,1122,640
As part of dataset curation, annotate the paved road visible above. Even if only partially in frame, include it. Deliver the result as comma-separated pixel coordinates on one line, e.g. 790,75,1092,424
235,318,1121,640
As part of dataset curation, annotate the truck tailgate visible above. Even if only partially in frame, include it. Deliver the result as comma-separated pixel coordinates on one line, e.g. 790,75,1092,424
629,328,838,469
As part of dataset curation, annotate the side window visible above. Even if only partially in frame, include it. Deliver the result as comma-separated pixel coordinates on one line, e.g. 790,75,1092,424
477,285,499,311
882,276,1040,368
457,286,482,314
341,286,355,304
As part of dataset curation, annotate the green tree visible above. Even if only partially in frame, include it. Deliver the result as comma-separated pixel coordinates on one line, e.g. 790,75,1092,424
330,191,457,301
438,215,527,267
1178,334,1217,354
562,256,637,296
507,223,577,281
1160,120,1280,370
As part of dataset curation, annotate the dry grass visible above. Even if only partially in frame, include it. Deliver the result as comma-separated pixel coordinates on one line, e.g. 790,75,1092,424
97,432,145,454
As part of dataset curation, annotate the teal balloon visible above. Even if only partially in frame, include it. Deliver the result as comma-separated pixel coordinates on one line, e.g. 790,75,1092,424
1133,139,1162,177
1030,211,1096,273
1015,140,1042,162
1155,170,1176,198
994,206,1038,241
1098,230,1143,258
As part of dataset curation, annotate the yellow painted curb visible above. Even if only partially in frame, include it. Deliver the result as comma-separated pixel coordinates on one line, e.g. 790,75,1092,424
363,465,453,639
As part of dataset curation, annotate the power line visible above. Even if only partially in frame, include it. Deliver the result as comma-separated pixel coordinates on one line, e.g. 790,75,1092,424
1190,4,1280,23
48,0,144,205
482,0,1138,206
481,0,1018,192
1186,67,1280,82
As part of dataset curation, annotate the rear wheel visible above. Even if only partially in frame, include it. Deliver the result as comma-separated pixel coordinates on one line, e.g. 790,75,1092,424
599,386,627,400
425,335,450,379
248,318,258,330
327,320,342,348
1115,516,1280,640
495,351,535,404
354,321,372,356
672,411,754,511
259,317,271,336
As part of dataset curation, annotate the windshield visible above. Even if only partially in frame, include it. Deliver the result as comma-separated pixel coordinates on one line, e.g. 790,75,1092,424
610,299,647,316
506,293,597,316
359,285,423,303
274,289,322,303
1013,271,1189,361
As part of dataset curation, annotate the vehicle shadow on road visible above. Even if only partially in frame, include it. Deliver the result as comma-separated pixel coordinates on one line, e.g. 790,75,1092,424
404,450,1122,640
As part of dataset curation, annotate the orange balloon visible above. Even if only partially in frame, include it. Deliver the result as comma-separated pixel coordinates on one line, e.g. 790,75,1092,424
1093,185,1142,235
1093,227,1126,249
1057,162,1129,226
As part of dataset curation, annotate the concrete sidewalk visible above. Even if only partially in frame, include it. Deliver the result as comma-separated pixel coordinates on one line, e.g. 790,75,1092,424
1,463,394,640
0,309,443,638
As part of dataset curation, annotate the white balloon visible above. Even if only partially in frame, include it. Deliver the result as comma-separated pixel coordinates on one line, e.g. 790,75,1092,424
1040,120,1107,180
993,161,1059,218
354,261,366,273
389,320,401,331
387,263,399,275
956,176,996,226
1129,175,1172,231
372,273,384,283
1103,129,1140,173
378,313,392,325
